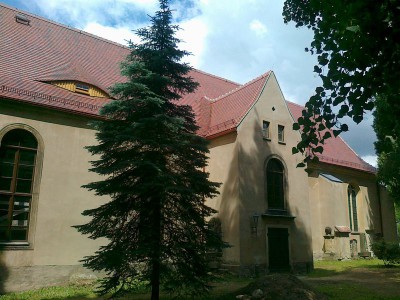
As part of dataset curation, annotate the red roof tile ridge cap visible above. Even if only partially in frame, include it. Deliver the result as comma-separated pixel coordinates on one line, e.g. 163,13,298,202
0,3,129,50
235,72,271,127
200,95,212,101
335,134,375,169
285,99,305,109
210,71,271,103
191,69,240,86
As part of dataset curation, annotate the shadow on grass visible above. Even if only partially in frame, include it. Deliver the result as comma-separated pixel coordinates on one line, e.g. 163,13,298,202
307,268,343,278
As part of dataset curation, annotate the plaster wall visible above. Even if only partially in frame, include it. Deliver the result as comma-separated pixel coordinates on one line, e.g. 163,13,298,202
308,163,397,259
235,73,313,271
207,132,240,264
0,102,105,268
379,187,397,242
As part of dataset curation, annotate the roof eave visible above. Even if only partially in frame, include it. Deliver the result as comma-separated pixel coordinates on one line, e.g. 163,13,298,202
205,127,237,140
0,95,103,120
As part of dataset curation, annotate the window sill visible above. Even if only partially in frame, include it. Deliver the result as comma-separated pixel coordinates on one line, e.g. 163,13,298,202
262,209,295,219
350,232,361,235
278,141,286,145
263,137,271,141
0,242,33,250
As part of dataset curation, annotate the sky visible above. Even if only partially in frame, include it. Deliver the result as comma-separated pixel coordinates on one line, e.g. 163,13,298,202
2,0,377,166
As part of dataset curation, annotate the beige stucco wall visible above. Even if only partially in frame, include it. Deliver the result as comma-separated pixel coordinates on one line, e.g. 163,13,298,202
207,132,240,264
308,162,397,260
234,72,313,271
0,101,106,268
378,187,397,242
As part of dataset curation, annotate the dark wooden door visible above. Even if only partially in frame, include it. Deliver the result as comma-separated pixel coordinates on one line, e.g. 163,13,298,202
268,227,290,271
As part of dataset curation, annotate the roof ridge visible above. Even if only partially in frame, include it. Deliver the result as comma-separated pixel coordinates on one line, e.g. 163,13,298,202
0,3,130,50
211,71,271,103
335,134,375,168
191,69,240,86
285,99,305,108
285,99,374,170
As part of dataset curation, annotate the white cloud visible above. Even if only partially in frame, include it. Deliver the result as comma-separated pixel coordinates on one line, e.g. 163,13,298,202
361,155,377,168
249,20,268,37
177,17,208,67
84,23,139,46
27,0,158,29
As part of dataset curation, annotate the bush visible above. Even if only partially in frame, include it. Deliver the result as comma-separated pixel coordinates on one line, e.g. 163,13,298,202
371,240,400,266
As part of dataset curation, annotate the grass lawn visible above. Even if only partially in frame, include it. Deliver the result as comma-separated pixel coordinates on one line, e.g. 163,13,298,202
0,275,252,300
303,259,400,300
2,259,399,299
309,258,385,277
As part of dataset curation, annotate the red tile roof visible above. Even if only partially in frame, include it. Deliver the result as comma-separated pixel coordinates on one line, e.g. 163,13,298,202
206,72,270,138
0,4,374,173
287,101,376,173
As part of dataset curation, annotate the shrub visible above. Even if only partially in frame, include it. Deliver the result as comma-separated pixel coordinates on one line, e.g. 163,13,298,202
371,240,400,265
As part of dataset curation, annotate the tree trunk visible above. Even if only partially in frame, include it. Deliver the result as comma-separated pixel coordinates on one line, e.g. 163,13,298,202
151,198,162,300
151,259,160,300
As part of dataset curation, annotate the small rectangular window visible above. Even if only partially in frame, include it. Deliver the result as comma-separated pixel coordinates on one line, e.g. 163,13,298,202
76,83,89,91
278,125,285,143
75,83,90,95
262,121,270,140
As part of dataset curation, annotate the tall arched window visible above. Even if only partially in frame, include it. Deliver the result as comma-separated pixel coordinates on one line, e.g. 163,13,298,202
347,185,358,232
266,158,285,210
0,129,38,242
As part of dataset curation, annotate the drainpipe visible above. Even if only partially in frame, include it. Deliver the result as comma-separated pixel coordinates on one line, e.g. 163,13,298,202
376,181,384,238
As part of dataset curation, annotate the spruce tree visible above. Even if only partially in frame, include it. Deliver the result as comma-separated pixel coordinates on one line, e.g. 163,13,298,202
75,1,224,298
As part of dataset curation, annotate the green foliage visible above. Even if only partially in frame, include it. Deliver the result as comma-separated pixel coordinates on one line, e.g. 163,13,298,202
283,0,400,160
74,0,226,299
371,240,400,266
373,95,400,205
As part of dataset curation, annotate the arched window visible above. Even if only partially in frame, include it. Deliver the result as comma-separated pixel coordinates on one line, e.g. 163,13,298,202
266,159,285,210
0,129,38,242
347,185,358,232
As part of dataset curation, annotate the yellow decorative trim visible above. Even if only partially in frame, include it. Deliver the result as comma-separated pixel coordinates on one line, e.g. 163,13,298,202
50,81,109,98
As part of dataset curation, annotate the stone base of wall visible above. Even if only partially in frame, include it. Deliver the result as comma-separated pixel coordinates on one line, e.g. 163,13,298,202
0,265,102,294
292,261,313,274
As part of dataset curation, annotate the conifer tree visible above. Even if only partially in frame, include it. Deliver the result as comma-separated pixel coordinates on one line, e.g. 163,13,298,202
75,1,224,298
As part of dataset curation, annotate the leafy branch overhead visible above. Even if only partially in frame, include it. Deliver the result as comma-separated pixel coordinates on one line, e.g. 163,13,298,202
283,0,400,160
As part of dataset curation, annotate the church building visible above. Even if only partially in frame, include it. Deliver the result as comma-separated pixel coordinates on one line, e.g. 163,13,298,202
0,3,397,292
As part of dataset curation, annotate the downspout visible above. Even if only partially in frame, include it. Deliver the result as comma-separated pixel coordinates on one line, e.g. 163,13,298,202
376,181,384,238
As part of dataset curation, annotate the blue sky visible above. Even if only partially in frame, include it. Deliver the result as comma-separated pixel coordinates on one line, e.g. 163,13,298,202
2,0,377,165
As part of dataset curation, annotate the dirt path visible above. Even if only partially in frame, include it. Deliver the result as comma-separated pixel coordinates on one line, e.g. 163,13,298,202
301,267,400,298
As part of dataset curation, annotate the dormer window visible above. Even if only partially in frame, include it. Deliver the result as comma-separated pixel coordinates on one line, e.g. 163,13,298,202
75,83,90,94
47,81,109,98
15,14,30,26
